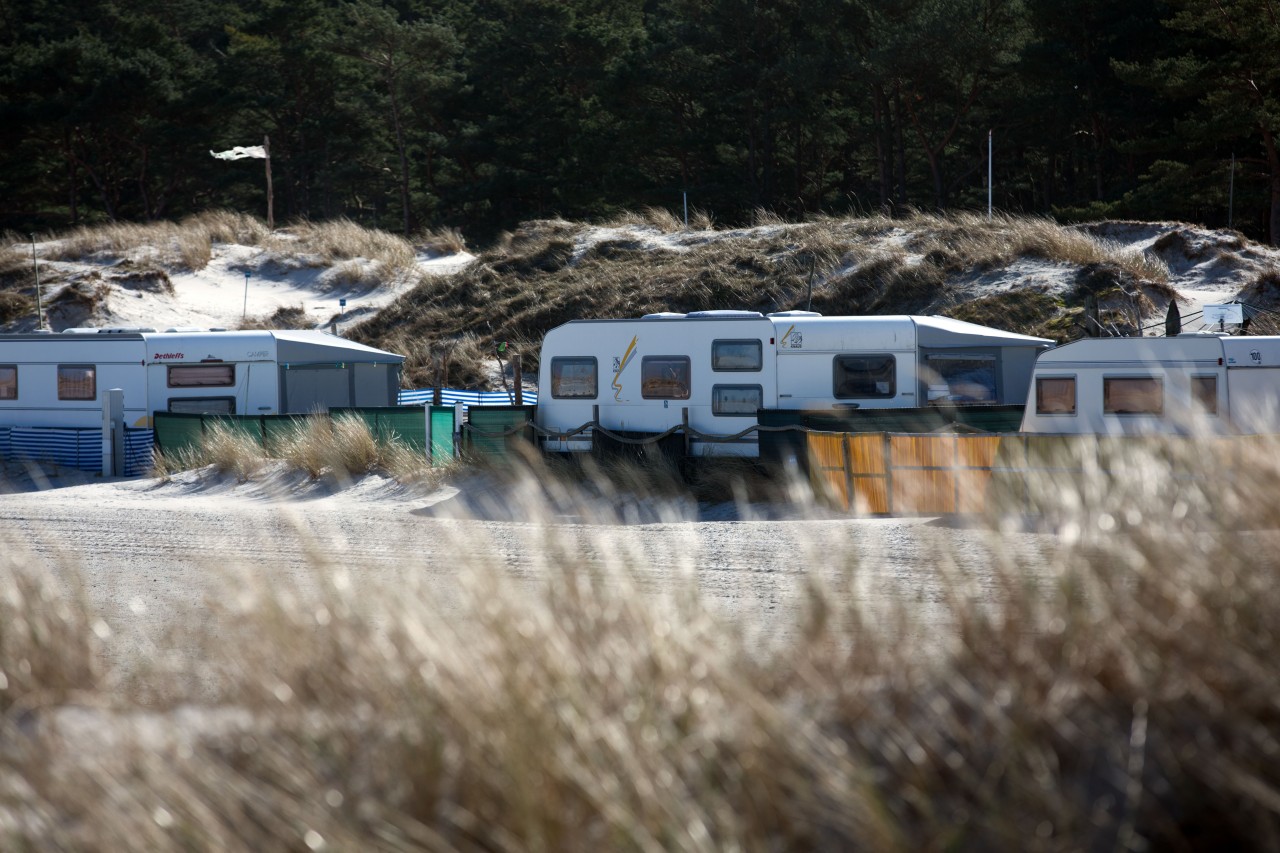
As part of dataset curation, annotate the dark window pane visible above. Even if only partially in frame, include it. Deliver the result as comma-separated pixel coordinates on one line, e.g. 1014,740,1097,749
168,365,235,387
641,356,691,399
0,366,16,400
1104,377,1163,415
712,340,762,372
712,384,763,415
551,357,597,399
1191,375,1218,414
1036,377,1076,415
57,365,95,401
833,355,895,399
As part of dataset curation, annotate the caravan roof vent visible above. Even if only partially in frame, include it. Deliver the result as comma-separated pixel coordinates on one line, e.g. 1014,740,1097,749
641,312,687,320
767,310,823,318
164,326,206,333
96,327,156,334
684,310,764,319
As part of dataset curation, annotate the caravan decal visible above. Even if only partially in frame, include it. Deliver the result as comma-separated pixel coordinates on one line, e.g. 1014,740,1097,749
778,324,802,349
611,335,638,401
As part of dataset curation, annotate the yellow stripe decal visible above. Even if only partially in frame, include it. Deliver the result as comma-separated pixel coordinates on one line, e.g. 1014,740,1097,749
612,335,638,401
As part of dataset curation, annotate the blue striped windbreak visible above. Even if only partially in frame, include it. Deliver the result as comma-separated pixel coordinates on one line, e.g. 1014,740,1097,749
0,426,154,477
398,388,538,408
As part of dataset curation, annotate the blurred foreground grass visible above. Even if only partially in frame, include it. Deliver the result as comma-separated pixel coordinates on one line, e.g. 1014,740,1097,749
3,428,1280,851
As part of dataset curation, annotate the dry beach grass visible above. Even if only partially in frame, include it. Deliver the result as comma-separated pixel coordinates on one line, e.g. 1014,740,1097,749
352,210,1176,388
3,426,1280,850
0,209,1229,386
152,416,441,486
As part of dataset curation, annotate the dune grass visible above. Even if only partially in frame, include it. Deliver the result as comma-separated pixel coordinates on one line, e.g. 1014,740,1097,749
14,209,1178,387
5,431,1280,850
40,211,270,272
33,211,416,281
413,225,467,255
152,416,440,486
267,218,417,278
351,210,1173,388
238,304,312,331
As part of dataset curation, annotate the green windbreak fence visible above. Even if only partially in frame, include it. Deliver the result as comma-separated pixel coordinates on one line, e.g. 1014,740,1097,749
464,405,536,461
154,414,205,455
430,406,458,462
153,413,315,456
330,407,428,451
153,406,461,463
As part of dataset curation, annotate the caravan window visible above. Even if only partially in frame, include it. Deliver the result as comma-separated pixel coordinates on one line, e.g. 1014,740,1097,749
712,339,762,372
1191,375,1219,414
712,384,763,416
1036,377,1076,414
833,354,895,399
169,364,235,388
57,365,96,401
0,365,15,400
550,357,598,399
641,356,691,399
169,397,235,415
1104,377,1163,415
925,354,997,402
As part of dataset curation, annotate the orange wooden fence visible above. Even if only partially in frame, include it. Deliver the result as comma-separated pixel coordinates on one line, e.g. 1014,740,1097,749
807,432,1264,516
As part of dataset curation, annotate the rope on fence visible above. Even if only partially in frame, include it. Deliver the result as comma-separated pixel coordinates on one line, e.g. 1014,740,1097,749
461,419,853,444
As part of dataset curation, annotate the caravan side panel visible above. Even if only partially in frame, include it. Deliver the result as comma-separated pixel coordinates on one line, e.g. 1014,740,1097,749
772,316,919,410
535,317,777,456
143,331,280,420
141,330,405,417
1020,337,1229,435
0,337,148,428
1225,368,1280,433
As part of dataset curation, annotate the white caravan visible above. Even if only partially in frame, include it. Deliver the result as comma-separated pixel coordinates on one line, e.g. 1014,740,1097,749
1020,333,1280,435
0,328,405,429
536,310,1052,456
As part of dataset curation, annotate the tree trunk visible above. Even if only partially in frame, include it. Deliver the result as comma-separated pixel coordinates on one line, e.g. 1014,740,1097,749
1265,126,1280,246
137,143,152,219
64,127,79,225
873,85,891,209
926,148,945,210
389,82,412,236
893,86,907,207
1271,170,1280,248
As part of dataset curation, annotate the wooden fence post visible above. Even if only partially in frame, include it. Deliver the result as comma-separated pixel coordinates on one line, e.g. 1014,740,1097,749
513,354,523,406
883,433,894,516
842,434,855,512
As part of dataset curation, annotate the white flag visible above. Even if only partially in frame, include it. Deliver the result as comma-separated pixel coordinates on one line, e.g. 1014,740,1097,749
210,145,267,160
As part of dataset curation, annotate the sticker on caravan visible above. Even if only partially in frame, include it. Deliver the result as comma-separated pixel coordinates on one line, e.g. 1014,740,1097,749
611,335,638,401
778,324,802,349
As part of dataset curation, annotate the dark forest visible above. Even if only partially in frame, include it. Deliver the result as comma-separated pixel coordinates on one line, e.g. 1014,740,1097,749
2,0,1276,243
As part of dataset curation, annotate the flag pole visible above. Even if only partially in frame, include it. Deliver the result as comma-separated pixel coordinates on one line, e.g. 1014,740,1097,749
264,134,274,231
987,129,993,219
